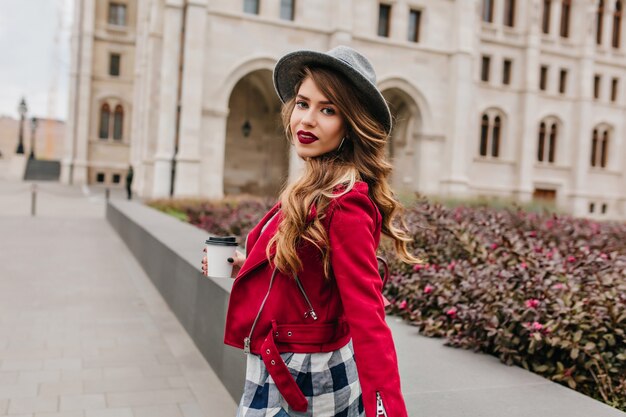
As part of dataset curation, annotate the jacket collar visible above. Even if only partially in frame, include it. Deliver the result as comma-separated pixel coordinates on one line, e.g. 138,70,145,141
237,202,282,279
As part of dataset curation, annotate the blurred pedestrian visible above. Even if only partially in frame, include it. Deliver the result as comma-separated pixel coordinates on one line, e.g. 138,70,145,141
125,165,133,200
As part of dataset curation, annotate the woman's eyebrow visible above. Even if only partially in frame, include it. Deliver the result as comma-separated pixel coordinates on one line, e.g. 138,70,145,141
296,94,334,105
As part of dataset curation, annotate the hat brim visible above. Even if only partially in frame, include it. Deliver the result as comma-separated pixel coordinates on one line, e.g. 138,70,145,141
273,50,392,134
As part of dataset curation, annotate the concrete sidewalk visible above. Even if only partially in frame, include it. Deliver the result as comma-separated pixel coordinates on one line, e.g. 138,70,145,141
0,181,236,417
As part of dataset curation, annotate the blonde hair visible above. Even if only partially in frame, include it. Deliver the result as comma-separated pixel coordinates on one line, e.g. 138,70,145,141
267,66,419,277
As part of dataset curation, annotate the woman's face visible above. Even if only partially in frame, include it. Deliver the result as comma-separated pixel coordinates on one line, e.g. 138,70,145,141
289,76,346,159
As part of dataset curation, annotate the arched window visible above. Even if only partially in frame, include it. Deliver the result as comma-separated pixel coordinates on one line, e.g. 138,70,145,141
537,120,558,163
591,126,610,168
482,0,494,23
600,130,609,167
492,116,501,157
480,114,489,156
113,105,124,140
598,0,605,45
99,104,110,139
613,1,623,48
548,123,557,162
479,111,505,158
537,122,546,162
561,0,571,37
504,0,516,27
591,129,599,166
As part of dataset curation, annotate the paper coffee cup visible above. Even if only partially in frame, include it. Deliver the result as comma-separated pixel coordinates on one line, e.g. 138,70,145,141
205,236,238,278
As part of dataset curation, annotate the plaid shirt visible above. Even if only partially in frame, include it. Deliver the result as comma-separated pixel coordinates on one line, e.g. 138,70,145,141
237,341,364,417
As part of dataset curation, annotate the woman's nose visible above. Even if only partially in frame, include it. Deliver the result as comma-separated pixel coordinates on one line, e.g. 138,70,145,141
301,109,316,127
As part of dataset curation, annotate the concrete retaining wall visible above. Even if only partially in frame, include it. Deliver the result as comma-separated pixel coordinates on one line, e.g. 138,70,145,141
106,200,245,402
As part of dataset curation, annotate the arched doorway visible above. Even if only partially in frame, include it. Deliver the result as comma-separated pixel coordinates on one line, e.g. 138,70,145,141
381,88,423,193
223,70,288,197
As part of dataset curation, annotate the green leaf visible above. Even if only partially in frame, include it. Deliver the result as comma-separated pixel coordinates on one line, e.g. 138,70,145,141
570,348,579,360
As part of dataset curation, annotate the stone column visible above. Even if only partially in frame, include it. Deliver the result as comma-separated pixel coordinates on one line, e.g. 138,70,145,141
390,2,409,42
601,1,612,48
329,0,353,46
549,0,560,39
61,0,95,185
199,108,229,199
440,0,475,196
570,2,596,216
173,0,208,197
515,0,541,202
152,0,184,198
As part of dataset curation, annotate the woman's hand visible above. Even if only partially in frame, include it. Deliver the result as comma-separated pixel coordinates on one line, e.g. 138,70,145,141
202,247,246,279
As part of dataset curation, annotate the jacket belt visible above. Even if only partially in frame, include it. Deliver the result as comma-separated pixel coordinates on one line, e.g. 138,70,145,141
259,320,347,412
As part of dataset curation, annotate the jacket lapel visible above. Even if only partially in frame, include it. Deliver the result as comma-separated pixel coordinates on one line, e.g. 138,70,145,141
237,202,282,279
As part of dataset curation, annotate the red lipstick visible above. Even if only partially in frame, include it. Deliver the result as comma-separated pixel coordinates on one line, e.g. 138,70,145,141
297,130,318,144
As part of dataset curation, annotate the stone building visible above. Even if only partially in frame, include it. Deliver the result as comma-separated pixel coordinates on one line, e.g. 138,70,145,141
62,0,626,219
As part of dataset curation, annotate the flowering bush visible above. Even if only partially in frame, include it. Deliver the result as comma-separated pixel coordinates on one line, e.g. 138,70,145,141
151,195,626,410
382,199,626,410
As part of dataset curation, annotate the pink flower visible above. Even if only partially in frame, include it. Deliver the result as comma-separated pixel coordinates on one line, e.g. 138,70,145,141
413,264,423,272
447,261,456,271
531,321,543,331
552,283,565,290
399,300,408,309
520,262,528,269
567,255,576,263
525,299,540,309
546,250,554,260
534,246,543,254
490,243,498,250
599,253,608,260
424,285,434,294
446,307,458,318
529,231,537,237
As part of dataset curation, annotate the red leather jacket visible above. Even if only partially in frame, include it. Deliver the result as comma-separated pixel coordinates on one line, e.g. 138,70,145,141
224,181,408,417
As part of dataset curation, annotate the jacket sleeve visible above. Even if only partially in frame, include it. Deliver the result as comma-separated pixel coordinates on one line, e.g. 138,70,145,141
328,191,408,417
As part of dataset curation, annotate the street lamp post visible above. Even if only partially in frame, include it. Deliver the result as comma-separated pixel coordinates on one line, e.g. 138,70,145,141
29,117,38,160
16,98,27,154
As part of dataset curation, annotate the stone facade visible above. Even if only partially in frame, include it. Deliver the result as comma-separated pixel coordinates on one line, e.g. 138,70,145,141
64,0,626,219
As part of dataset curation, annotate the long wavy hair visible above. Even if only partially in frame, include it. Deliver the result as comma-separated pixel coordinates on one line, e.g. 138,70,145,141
267,66,419,278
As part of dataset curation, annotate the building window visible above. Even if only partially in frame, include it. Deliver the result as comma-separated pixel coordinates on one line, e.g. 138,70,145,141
504,0,516,27
589,202,595,213
108,2,127,26
598,0,605,44
99,104,110,139
534,188,557,202
109,53,121,77
560,0,571,38
611,77,619,101
481,56,491,82
542,0,551,33
96,172,106,183
594,74,601,99
113,105,124,140
378,4,391,37
280,0,295,21
408,9,421,42
479,112,503,158
537,121,557,163
482,0,494,23
613,1,623,48
559,69,568,94
244,0,260,15
539,65,548,91
112,174,121,184
502,59,512,85
591,127,610,167
601,203,608,214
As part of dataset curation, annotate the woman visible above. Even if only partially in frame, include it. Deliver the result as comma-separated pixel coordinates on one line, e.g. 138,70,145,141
203,46,418,417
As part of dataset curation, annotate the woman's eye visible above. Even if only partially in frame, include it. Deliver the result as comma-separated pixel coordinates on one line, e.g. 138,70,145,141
296,101,308,109
321,107,336,115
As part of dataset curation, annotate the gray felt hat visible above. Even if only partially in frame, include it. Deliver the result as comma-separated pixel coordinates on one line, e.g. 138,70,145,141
273,45,392,134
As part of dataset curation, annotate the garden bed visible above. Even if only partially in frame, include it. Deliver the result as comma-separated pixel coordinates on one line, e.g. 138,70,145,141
148,196,626,411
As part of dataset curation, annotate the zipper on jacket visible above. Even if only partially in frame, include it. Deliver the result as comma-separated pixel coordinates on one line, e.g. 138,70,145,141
294,274,318,320
376,392,388,417
244,267,279,354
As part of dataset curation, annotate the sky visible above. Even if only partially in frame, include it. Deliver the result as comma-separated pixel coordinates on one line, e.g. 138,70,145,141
0,0,73,121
